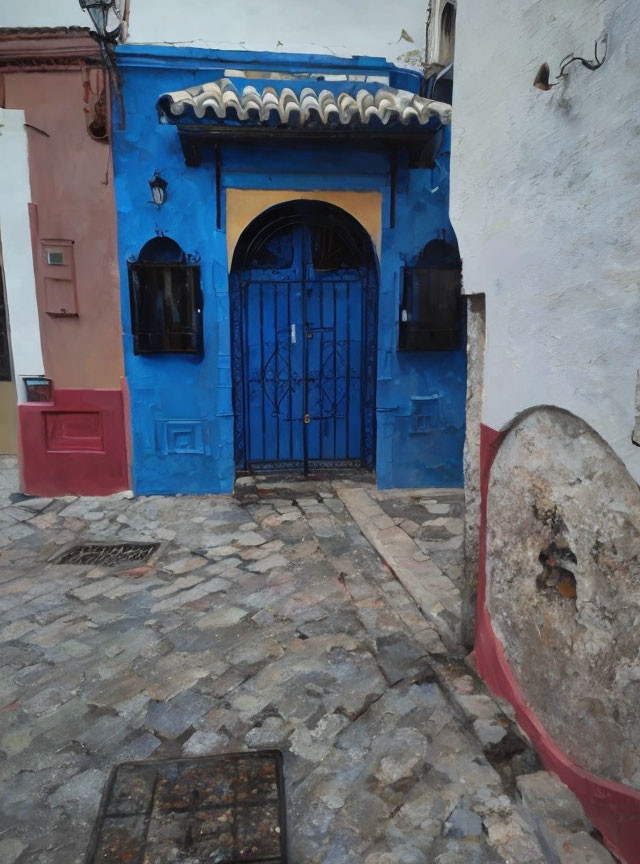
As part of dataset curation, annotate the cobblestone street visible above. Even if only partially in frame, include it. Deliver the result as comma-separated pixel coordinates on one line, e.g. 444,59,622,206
0,458,611,863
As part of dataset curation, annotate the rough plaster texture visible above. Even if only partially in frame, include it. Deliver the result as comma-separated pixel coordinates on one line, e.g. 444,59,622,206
0,0,426,69
0,109,45,401
125,0,427,69
462,294,485,648
486,407,640,790
450,0,640,482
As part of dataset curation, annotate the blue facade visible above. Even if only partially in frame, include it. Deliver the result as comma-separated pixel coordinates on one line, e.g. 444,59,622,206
112,45,465,494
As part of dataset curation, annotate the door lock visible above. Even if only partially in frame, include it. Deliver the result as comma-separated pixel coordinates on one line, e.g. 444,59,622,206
304,414,310,424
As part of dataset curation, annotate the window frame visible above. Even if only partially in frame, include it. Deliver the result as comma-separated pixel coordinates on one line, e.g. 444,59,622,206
398,265,462,352
128,260,203,356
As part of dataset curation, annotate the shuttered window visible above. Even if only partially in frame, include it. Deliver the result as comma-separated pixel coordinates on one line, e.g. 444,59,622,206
128,262,202,355
399,266,461,351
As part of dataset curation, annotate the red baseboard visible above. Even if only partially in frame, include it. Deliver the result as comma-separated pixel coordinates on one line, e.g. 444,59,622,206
18,388,128,497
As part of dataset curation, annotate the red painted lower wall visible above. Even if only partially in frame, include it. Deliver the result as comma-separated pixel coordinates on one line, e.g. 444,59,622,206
18,388,128,497
475,423,640,864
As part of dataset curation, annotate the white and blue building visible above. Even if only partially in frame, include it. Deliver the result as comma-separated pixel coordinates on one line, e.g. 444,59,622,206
112,45,465,494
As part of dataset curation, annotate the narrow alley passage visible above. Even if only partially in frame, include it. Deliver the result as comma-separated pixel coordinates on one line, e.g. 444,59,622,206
0,460,608,863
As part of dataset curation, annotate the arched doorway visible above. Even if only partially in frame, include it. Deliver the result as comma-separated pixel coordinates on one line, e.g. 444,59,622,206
229,201,378,474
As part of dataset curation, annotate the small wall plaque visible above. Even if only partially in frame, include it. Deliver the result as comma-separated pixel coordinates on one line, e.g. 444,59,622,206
41,240,78,317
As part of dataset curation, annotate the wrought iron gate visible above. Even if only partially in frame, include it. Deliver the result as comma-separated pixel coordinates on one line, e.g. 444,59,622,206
230,221,377,473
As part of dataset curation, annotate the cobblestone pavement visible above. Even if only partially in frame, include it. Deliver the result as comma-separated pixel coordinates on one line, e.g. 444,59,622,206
0,458,576,863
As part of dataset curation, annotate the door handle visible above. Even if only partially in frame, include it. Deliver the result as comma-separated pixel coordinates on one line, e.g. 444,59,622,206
291,324,296,344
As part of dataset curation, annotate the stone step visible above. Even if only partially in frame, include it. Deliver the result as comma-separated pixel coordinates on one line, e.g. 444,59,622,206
516,771,618,864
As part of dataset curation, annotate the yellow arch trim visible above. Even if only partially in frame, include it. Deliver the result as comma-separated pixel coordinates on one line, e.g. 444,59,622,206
226,188,382,270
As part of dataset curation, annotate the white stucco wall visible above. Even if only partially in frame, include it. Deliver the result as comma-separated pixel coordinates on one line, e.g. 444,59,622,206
126,0,426,67
0,109,45,400
2,0,427,67
450,0,640,481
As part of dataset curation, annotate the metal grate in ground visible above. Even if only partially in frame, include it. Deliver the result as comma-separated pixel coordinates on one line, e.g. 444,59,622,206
54,542,160,567
85,751,287,863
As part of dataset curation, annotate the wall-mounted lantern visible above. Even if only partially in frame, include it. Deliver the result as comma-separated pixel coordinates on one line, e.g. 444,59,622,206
78,0,125,128
23,376,53,403
148,172,168,208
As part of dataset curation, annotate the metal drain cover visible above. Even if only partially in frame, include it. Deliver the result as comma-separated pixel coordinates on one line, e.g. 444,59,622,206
54,542,159,567
86,751,287,863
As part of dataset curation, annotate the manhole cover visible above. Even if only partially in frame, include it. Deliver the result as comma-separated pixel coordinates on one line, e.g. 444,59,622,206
54,542,159,567
86,751,287,863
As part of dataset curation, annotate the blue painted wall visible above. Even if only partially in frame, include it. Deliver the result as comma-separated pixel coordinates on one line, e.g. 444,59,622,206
112,46,465,494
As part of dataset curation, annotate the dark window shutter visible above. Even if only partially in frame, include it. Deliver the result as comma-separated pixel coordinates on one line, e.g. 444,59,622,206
128,263,203,356
398,266,461,351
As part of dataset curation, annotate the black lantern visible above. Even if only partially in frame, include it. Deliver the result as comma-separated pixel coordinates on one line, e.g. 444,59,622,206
148,172,168,208
78,0,122,40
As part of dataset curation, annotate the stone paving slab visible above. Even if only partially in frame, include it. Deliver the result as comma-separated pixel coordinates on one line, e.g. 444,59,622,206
336,485,463,652
0,461,615,864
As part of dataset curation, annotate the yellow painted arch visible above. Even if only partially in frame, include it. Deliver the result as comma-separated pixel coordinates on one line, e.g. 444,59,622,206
225,188,382,270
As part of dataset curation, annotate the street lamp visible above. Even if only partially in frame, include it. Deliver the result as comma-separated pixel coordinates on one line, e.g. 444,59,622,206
78,0,122,42
78,0,125,127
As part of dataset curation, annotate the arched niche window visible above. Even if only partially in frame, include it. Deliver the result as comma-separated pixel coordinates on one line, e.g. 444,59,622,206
128,236,203,355
399,238,461,351
233,201,373,273
439,1,456,66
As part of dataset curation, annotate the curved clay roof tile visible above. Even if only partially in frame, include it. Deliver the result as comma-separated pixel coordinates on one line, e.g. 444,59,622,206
158,80,451,129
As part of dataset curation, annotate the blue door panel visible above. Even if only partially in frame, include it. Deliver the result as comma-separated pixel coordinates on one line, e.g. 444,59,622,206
236,226,367,469
305,275,362,464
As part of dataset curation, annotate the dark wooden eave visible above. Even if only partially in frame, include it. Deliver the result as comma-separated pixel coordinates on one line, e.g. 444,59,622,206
174,123,442,168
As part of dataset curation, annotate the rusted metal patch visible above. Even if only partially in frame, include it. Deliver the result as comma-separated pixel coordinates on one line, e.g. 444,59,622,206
54,542,160,567
85,751,287,864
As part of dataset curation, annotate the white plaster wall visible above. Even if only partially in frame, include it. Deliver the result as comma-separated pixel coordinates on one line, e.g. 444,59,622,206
2,0,427,67
0,109,45,401
450,0,640,481
125,0,426,67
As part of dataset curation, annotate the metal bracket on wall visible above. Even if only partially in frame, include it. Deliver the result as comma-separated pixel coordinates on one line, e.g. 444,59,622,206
215,146,222,230
389,147,397,229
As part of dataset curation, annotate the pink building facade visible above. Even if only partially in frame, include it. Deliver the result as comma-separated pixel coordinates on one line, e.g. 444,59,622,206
0,27,128,494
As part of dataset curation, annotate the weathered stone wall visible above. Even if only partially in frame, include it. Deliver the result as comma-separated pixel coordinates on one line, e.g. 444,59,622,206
486,407,640,788
462,294,485,648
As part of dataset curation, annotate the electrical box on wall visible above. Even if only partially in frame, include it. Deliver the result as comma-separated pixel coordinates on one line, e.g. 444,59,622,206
398,239,462,352
41,240,78,317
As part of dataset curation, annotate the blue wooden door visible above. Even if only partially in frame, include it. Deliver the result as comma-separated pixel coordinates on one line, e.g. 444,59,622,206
238,225,366,471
